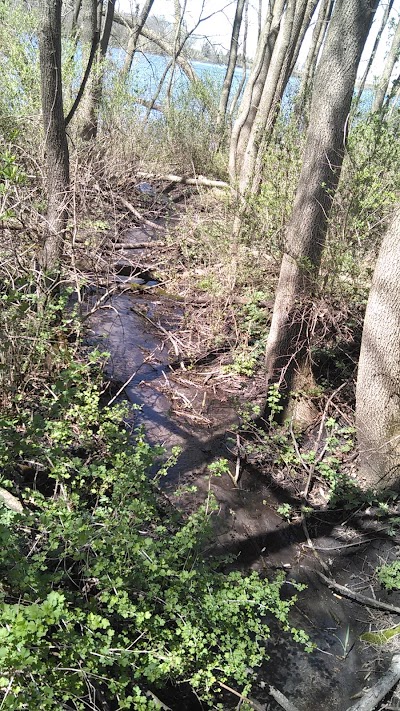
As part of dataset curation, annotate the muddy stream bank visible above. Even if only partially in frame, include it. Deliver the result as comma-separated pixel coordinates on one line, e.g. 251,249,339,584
85,222,400,711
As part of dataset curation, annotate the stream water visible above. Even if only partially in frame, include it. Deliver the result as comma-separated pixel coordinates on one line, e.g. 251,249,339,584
85,221,398,711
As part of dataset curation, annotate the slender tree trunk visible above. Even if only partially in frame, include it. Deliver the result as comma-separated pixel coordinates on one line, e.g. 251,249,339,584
372,16,400,112
229,0,249,117
238,0,319,195
217,0,246,121
81,0,116,140
79,0,99,140
295,0,333,121
355,206,400,490
39,0,70,271
355,0,394,107
229,0,286,182
264,0,378,409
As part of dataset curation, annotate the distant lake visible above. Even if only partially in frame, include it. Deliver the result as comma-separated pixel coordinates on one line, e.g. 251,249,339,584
108,51,373,115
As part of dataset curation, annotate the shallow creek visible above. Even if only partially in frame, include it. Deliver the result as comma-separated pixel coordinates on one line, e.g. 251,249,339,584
85,224,397,711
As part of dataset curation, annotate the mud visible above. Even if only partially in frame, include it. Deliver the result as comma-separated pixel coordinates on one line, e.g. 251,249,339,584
85,224,400,711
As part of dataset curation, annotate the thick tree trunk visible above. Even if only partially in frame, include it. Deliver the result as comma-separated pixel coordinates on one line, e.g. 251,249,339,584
229,0,286,182
217,0,246,121
372,17,400,112
355,206,400,491
355,0,394,108
264,0,378,404
120,0,155,82
39,0,70,271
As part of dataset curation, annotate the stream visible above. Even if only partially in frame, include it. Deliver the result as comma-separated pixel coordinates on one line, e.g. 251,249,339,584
85,221,399,711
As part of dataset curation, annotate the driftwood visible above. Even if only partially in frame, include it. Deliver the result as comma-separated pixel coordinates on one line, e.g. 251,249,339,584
0,487,23,513
317,572,400,615
347,654,400,711
136,171,229,189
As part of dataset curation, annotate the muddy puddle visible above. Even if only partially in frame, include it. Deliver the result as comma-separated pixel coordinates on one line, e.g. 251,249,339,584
85,223,400,711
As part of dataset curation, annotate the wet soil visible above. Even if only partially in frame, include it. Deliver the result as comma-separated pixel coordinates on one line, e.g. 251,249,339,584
85,223,400,711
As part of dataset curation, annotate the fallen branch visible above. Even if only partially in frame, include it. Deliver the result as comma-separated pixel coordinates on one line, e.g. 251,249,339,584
218,681,265,710
136,171,229,189
347,654,400,711
269,686,301,711
317,572,400,615
130,305,186,370
118,196,164,231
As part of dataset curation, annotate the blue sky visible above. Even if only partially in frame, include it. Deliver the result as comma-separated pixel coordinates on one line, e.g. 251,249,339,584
116,0,400,81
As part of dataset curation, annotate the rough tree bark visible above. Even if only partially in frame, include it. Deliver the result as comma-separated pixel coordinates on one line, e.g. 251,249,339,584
355,206,400,491
217,0,246,122
120,0,155,82
372,14,400,112
355,0,394,107
264,0,378,412
39,0,70,271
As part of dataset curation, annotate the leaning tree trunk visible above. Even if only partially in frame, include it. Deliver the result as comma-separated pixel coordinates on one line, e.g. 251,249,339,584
39,0,70,271
355,206,400,491
217,0,246,122
355,0,394,108
264,0,378,412
372,17,400,113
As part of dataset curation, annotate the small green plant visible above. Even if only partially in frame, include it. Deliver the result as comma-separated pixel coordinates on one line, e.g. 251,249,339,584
267,383,284,424
277,503,293,521
377,561,400,591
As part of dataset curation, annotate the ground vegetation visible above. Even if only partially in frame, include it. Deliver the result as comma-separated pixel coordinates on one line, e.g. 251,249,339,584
1,0,400,708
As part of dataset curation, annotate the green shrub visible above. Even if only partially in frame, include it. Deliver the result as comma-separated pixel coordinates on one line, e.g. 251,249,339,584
0,354,311,709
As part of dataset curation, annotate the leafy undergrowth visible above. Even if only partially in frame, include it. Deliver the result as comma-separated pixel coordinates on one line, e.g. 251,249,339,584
0,348,311,710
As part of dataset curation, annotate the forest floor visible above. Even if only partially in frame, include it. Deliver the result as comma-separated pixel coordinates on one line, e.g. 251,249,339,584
80,183,400,711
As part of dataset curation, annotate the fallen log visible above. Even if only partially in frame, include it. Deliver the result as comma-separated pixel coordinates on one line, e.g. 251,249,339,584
136,171,229,189
347,654,400,711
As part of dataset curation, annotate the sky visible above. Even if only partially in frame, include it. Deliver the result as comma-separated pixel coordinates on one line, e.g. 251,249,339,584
116,0,400,81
